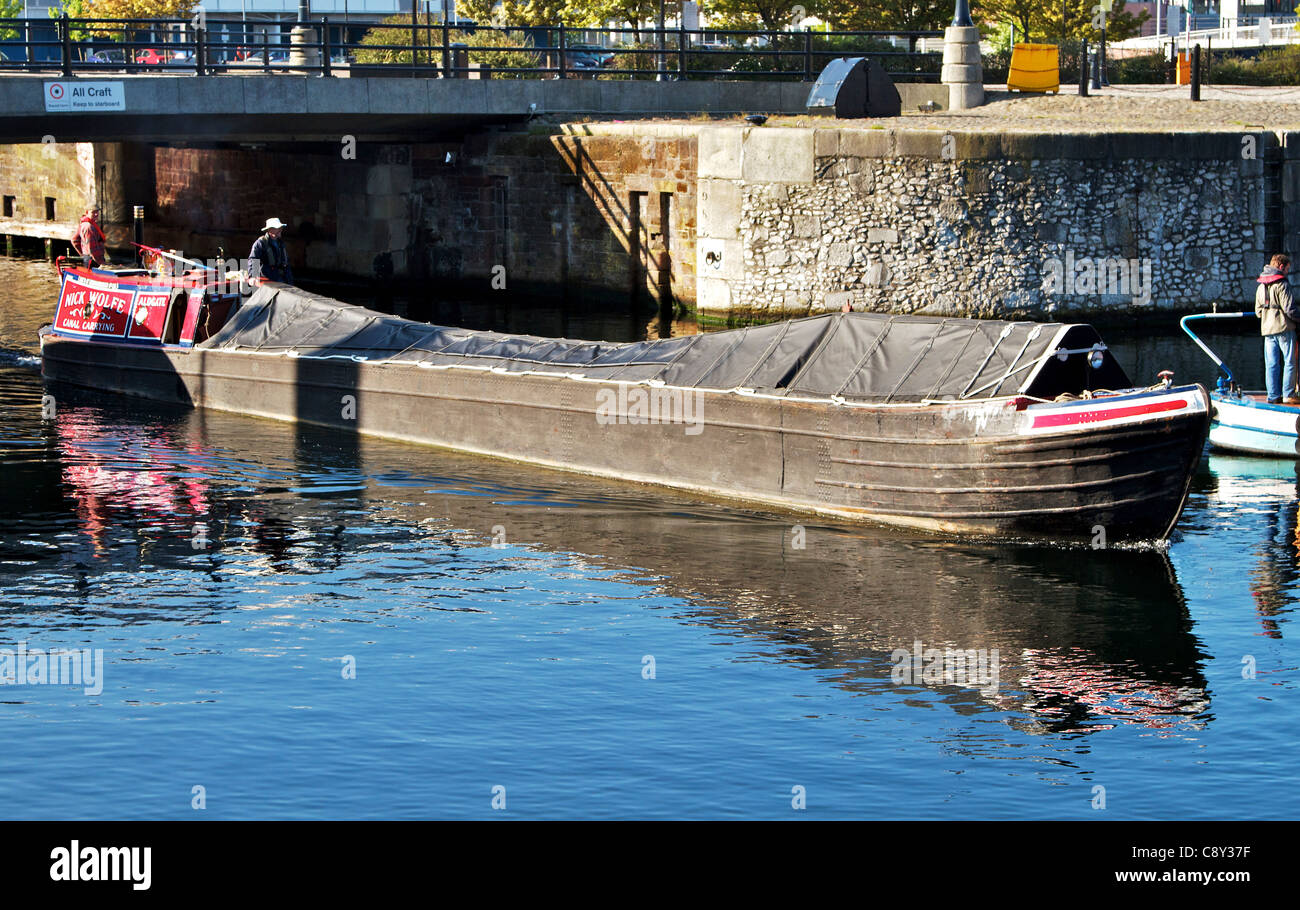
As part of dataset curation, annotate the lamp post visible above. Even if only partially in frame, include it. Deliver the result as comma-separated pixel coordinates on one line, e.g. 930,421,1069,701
952,0,973,28
1099,0,1111,87
657,0,665,81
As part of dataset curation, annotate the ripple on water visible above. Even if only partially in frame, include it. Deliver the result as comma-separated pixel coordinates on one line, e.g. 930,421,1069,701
0,256,1295,818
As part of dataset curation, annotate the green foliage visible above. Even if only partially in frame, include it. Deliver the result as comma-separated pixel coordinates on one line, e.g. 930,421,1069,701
355,17,540,76
47,0,95,43
1208,45,1300,86
610,40,662,78
824,0,951,33
83,0,194,25
586,0,678,32
455,27,542,75
976,0,1148,44
1,0,22,42
1111,51,1167,84
511,0,591,26
699,0,802,34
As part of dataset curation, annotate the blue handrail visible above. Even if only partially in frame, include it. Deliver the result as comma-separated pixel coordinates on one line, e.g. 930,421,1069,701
1180,311,1251,391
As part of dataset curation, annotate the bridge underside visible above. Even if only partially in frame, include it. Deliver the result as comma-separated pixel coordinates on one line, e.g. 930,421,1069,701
0,112,525,144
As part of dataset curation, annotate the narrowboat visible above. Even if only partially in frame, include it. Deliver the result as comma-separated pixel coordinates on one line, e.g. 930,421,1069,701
40,258,1211,543
1182,311,1300,457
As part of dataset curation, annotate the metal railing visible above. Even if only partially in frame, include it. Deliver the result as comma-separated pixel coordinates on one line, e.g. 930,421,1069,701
1115,14,1300,50
0,17,942,82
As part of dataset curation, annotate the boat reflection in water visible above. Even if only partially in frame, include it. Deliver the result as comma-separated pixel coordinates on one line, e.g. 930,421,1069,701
1204,454,1300,640
23,389,1212,736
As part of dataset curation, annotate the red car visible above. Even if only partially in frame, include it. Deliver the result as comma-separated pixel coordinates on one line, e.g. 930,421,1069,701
133,48,192,66
133,48,167,66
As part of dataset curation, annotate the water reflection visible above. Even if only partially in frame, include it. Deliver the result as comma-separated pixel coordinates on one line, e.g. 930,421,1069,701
1204,455,1300,640
7,382,1214,736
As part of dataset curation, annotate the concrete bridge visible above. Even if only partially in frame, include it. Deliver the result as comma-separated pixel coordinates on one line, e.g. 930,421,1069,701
0,74,832,144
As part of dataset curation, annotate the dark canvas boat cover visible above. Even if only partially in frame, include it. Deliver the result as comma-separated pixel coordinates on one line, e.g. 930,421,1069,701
202,285,1133,402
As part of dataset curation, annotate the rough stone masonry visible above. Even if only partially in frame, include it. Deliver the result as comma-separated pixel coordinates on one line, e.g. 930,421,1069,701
696,123,1298,321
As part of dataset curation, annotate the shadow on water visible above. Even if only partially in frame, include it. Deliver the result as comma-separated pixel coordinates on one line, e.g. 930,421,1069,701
7,379,1213,736
3,254,1221,737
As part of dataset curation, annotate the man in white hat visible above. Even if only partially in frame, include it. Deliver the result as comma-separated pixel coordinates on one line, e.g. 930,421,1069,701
249,217,294,284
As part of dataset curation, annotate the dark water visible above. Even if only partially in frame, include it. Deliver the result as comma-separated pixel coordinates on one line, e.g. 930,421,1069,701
1,256,1295,819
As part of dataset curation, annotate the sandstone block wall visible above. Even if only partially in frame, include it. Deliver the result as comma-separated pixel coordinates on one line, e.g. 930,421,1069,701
11,128,699,308
0,142,95,246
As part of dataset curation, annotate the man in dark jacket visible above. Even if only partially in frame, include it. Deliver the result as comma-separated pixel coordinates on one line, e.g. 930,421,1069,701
249,217,294,284
1255,253,1300,404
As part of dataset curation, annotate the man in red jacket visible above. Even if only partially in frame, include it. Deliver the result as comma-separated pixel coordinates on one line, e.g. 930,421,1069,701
1255,253,1300,404
72,206,107,267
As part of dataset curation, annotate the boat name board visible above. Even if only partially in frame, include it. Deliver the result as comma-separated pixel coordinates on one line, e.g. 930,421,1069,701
54,274,169,341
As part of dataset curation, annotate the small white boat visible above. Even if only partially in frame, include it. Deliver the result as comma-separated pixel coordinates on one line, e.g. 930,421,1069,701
1182,312,1300,457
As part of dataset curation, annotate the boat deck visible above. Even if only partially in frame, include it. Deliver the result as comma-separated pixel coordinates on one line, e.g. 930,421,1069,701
1238,393,1300,409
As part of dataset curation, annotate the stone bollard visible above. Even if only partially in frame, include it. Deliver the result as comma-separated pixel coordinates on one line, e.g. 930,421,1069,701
942,26,984,110
288,27,320,70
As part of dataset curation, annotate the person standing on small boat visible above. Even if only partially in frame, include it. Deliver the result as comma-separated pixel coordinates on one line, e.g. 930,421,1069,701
71,206,106,268
249,217,294,285
1256,253,1300,404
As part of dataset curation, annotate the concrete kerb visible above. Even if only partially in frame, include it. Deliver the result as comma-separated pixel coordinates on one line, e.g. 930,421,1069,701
305,75,369,115
237,75,310,116
108,75,184,114
370,78,436,115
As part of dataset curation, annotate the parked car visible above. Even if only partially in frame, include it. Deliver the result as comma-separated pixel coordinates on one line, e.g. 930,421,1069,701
227,49,292,65
567,44,614,68
87,49,128,65
133,48,169,66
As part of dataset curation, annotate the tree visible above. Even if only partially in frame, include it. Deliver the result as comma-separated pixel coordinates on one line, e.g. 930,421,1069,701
355,13,541,73
83,0,194,20
825,0,951,34
511,0,594,26
975,0,1038,43
47,0,96,43
454,0,517,25
976,0,1148,44
47,0,194,44
700,0,805,34
586,0,677,41
1,0,23,42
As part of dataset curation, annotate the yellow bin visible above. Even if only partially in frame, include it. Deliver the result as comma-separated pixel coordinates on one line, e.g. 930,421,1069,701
1007,43,1060,93
1176,51,1192,85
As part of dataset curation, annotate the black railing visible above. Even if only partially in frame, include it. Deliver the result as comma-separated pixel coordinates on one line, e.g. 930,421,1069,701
0,17,943,82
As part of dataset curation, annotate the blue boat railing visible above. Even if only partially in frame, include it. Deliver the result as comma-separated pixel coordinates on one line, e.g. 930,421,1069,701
1180,311,1252,391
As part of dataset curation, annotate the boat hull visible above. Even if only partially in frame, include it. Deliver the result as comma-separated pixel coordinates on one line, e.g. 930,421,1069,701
1209,392,1300,457
39,333,1210,543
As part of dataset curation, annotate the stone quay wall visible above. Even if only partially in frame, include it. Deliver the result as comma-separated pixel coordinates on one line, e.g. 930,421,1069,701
0,128,698,308
8,118,1300,322
0,142,94,247
697,126,1300,320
